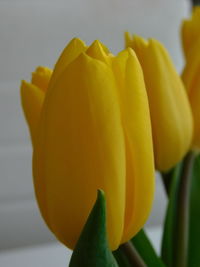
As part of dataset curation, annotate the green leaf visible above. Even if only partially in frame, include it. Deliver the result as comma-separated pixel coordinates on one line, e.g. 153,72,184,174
161,163,182,266
188,154,200,267
69,190,118,267
132,229,165,267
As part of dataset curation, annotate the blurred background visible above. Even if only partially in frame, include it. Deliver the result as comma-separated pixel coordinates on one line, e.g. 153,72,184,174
0,0,190,254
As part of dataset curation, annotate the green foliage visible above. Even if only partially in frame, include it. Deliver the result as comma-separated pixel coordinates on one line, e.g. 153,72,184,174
132,229,165,267
161,163,182,266
191,0,200,7
113,249,131,267
162,153,200,267
69,190,118,267
188,154,200,267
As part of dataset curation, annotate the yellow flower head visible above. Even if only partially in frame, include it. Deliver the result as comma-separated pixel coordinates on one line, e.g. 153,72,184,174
181,7,200,60
125,33,193,171
182,7,200,150
21,38,155,250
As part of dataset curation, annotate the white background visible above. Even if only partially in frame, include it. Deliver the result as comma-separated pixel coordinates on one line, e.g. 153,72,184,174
0,0,190,250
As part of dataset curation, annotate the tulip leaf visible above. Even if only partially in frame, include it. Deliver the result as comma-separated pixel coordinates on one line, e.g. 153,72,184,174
131,229,165,267
188,154,200,267
69,190,118,267
161,163,183,266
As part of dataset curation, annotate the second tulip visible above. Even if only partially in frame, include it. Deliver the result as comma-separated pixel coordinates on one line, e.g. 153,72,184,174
125,33,193,171
182,7,200,150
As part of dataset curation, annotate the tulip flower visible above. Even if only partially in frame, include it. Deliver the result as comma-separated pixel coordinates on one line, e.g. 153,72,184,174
182,7,200,150
181,7,200,61
21,38,155,251
125,33,193,171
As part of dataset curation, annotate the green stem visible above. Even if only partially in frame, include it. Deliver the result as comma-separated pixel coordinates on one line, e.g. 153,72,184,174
161,168,174,196
174,152,195,267
120,241,147,267
191,0,200,7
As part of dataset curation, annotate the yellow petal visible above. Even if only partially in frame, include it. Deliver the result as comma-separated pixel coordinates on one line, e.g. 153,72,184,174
50,38,87,86
86,40,111,65
182,40,200,150
33,52,126,250
188,73,200,149
31,66,52,92
182,38,200,94
20,80,45,145
181,7,200,60
112,48,154,243
124,32,133,48
129,36,193,171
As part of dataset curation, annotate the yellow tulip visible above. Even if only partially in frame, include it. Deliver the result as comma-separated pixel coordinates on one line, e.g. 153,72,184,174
125,33,193,171
182,7,200,150
21,38,155,251
181,7,200,60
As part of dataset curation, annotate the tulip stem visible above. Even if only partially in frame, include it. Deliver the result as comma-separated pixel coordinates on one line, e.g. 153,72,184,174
191,0,200,7
161,168,174,196
174,151,194,267
120,241,147,267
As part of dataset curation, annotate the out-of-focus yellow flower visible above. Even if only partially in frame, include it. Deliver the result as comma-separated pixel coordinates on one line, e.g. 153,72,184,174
181,7,200,60
182,7,200,150
125,33,193,171
21,38,155,251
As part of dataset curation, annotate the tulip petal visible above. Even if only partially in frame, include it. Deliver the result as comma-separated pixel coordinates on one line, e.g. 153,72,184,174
33,52,126,250
124,32,133,49
182,7,200,60
130,36,193,171
187,73,200,149
113,49,155,243
182,38,200,150
50,38,87,86
20,81,45,144
182,38,200,94
31,66,52,92
86,40,111,65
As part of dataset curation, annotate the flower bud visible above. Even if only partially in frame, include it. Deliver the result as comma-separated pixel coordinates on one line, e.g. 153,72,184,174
182,7,200,150
181,7,200,60
21,38,155,250
125,33,193,171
